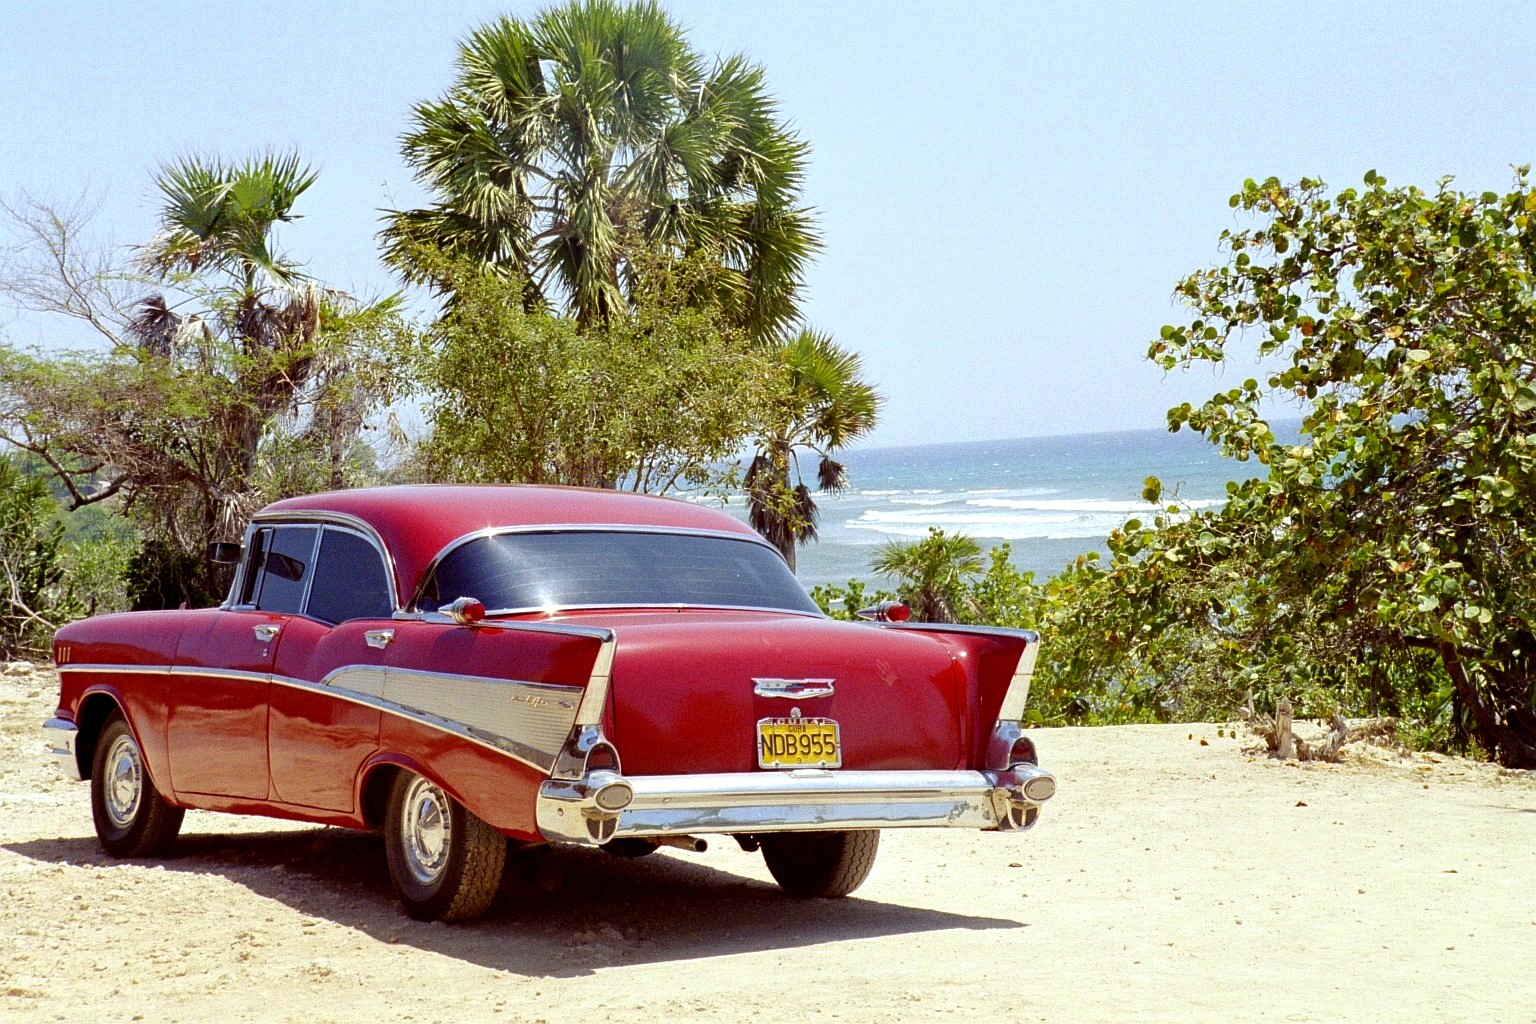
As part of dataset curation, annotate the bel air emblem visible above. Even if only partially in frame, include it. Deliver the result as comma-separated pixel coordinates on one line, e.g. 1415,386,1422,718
753,677,835,699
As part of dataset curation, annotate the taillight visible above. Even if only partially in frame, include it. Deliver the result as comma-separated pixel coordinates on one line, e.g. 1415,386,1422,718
440,596,486,625
1009,736,1038,766
856,600,912,622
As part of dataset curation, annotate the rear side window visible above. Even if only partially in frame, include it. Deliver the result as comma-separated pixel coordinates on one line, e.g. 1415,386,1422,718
251,526,319,614
306,528,394,624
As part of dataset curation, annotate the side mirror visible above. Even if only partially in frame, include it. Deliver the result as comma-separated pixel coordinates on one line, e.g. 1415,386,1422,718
207,541,242,565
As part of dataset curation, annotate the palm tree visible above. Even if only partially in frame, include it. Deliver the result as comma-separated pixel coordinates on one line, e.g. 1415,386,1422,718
871,528,985,623
746,330,881,572
380,0,816,338
133,152,391,528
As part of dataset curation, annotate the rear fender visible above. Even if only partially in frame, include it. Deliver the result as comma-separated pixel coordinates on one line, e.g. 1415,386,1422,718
881,624,1039,771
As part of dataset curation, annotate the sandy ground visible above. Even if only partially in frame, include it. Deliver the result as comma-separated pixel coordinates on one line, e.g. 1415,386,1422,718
3,665,1534,1024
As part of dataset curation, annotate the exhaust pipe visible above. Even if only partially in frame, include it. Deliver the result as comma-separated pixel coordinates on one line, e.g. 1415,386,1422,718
655,835,708,853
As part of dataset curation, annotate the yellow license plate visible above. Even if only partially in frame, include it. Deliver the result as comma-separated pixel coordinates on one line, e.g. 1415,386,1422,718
757,717,841,769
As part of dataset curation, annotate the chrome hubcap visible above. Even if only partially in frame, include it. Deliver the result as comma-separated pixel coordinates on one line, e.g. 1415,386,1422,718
401,777,451,885
103,733,143,828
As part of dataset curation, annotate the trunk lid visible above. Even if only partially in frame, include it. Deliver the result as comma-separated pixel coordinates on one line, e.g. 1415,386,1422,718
546,609,973,776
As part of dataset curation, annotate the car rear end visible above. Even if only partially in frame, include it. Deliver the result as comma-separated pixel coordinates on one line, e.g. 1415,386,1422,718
532,611,1056,846
415,523,1056,850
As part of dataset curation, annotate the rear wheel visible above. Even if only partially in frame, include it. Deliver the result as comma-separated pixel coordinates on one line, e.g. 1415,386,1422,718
384,772,506,922
90,714,183,858
761,830,879,898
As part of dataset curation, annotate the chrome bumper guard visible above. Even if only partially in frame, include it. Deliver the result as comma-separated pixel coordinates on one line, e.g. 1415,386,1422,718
536,764,1056,846
42,718,80,781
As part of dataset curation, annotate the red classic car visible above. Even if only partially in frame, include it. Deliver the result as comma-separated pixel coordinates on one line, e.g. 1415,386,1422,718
42,485,1055,921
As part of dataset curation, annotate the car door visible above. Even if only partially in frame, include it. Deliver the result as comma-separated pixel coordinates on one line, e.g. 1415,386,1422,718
168,524,319,800
267,524,396,811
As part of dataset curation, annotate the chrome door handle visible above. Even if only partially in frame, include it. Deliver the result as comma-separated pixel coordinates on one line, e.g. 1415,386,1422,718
364,628,395,650
253,624,281,643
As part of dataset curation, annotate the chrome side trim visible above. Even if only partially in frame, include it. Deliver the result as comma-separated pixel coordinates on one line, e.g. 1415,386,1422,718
478,602,826,620
408,524,813,613
171,666,268,684
549,632,622,781
42,718,80,781
574,635,616,727
391,613,617,644
882,622,1040,643
999,636,1041,722
536,765,1057,845
58,662,586,774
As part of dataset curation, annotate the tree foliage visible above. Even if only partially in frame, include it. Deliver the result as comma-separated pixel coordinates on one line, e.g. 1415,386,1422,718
403,244,776,494
746,330,881,570
0,156,409,606
992,170,1536,764
869,527,986,624
382,0,816,338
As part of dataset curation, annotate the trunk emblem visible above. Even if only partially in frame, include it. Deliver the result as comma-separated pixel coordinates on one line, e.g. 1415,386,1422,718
753,678,835,699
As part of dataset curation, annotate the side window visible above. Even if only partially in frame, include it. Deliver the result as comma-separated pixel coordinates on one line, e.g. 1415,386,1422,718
305,528,394,624
237,529,269,606
252,526,319,614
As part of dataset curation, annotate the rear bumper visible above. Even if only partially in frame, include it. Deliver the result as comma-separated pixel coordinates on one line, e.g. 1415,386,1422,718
536,764,1056,846
42,718,80,781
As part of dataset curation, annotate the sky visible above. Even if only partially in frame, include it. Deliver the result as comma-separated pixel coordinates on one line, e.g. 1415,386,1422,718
2,1,1534,448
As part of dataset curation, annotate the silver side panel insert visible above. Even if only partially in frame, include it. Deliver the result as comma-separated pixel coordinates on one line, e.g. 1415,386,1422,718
322,665,582,772
61,663,585,775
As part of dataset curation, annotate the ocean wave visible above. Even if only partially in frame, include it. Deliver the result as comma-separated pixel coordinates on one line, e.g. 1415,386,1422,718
966,497,1222,513
841,497,1222,541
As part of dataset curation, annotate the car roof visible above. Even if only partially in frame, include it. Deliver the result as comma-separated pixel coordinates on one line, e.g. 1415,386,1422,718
257,484,761,606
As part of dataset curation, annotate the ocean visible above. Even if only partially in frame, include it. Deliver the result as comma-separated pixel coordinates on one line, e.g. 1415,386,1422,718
705,423,1288,588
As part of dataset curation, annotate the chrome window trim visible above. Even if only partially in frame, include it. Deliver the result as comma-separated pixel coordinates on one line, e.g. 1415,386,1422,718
244,511,403,613
226,522,323,615
296,525,324,616
302,524,399,626
410,524,821,618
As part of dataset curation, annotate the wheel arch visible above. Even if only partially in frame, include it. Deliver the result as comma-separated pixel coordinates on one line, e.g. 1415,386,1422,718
74,689,130,782
356,753,466,832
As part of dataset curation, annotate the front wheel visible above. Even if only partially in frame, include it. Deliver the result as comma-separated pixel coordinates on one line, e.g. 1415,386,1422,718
761,830,879,898
384,772,506,922
90,714,184,858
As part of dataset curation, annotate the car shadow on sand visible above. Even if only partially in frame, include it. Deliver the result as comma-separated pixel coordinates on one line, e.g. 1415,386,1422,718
4,827,1019,977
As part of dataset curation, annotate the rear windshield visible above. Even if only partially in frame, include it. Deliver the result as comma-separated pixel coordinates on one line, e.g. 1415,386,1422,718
418,530,821,615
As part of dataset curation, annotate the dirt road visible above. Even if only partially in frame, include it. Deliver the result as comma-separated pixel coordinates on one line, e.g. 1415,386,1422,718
3,665,1533,1023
